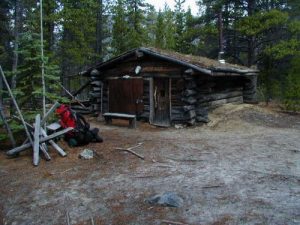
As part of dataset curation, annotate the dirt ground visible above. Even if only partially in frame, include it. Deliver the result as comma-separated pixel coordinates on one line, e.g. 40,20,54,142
0,104,299,225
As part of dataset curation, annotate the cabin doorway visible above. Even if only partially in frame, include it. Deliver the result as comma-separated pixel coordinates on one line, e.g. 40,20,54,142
152,78,171,127
108,78,144,114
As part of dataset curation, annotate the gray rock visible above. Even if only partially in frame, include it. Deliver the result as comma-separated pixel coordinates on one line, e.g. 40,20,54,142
146,192,183,208
79,149,94,160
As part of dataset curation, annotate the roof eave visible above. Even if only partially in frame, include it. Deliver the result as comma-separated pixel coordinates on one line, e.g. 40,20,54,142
82,47,259,77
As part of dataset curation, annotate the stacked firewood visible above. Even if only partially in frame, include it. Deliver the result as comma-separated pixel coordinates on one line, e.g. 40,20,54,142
90,69,103,115
243,76,257,103
181,77,198,125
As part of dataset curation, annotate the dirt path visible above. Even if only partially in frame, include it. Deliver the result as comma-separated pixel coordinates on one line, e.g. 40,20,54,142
0,104,299,225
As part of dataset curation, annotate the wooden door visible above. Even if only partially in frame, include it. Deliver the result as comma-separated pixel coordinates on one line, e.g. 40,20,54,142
152,78,170,126
109,78,143,114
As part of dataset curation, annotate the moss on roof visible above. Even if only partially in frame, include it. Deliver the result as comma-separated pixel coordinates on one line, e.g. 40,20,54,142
143,47,253,71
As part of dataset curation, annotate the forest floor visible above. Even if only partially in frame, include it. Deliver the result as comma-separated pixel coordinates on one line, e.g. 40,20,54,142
0,103,300,225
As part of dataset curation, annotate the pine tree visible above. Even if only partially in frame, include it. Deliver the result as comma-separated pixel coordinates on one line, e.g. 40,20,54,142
111,0,129,55
155,10,165,48
0,0,12,71
125,0,147,49
181,7,197,54
144,4,157,47
174,0,186,52
163,4,176,50
59,0,98,85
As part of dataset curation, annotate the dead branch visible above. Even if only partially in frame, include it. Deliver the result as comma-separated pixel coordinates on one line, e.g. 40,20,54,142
115,143,144,160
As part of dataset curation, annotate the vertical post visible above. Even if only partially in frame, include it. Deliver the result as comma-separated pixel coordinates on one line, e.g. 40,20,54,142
40,0,46,128
218,10,224,62
100,81,103,115
33,114,41,166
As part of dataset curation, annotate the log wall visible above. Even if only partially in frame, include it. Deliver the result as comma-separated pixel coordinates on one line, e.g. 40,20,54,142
88,54,257,126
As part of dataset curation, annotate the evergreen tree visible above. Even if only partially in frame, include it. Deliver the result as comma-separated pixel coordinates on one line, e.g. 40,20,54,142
125,0,147,49
181,7,198,54
111,0,129,55
0,0,12,71
163,4,176,50
174,0,186,52
58,0,98,85
144,4,157,47
155,10,165,48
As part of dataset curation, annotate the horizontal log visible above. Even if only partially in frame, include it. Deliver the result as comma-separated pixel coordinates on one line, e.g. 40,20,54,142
92,87,102,91
181,96,197,105
90,92,101,98
183,105,195,112
171,117,189,122
195,107,208,117
182,89,197,97
197,91,243,103
172,109,184,115
91,81,102,86
197,96,243,108
90,76,101,81
196,81,215,88
185,81,197,89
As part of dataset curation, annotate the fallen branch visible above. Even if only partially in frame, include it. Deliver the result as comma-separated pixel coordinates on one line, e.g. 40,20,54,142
115,143,144,160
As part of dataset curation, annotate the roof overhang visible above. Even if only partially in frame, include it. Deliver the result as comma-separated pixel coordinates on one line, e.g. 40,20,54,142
81,47,259,77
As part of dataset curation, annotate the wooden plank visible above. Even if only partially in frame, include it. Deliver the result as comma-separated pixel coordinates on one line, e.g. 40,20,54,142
41,101,60,126
40,128,67,157
33,114,41,166
197,96,243,108
40,143,51,161
197,91,243,103
7,127,73,156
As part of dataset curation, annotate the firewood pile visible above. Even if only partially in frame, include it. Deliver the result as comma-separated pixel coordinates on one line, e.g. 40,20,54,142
1,66,73,166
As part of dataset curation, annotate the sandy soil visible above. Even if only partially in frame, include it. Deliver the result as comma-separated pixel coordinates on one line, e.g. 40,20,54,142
0,104,299,225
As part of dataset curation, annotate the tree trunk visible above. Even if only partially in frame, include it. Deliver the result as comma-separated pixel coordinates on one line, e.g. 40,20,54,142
95,0,103,63
11,0,22,90
44,1,55,51
247,0,256,67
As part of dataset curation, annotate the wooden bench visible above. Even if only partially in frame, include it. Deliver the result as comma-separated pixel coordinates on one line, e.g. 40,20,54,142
103,113,137,128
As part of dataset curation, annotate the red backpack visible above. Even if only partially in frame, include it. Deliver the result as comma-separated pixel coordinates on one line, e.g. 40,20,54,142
56,104,102,146
56,104,76,130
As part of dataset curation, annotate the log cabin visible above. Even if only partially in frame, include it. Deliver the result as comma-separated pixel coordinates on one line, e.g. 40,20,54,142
81,47,258,127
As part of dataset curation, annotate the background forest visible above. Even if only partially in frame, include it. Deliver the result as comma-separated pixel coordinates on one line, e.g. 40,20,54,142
0,0,299,112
